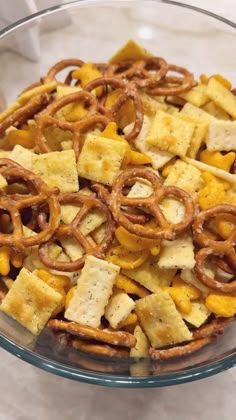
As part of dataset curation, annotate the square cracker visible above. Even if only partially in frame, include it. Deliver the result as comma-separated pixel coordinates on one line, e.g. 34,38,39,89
179,83,209,107
146,110,195,157
10,145,35,170
32,150,79,193
77,133,127,186
181,302,210,328
122,260,175,292
125,116,173,170
65,255,120,328
158,234,195,270
135,291,192,348
206,77,236,119
164,159,203,194
105,290,135,329
206,119,236,151
130,325,150,358
0,268,62,335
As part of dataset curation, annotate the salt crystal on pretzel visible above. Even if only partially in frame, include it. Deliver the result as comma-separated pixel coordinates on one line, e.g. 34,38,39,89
135,291,192,348
181,302,210,328
158,234,195,270
124,116,173,169
32,150,79,193
206,78,236,119
130,325,150,358
65,255,120,328
0,268,63,335
105,289,135,329
10,145,35,170
206,119,236,152
77,133,128,186
146,110,195,157
183,157,236,184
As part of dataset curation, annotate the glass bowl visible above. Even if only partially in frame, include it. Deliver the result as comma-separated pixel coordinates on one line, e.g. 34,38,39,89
0,0,235,387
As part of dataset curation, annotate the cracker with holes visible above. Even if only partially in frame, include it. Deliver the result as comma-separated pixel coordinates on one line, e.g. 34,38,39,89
0,268,63,335
146,110,195,157
77,133,128,185
32,150,78,193
105,290,135,329
65,256,120,327
206,119,236,151
164,159,203,194
135,291,192,348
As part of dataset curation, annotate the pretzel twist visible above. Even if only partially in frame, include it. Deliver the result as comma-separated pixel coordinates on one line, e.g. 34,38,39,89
109,167,195,240
38,192,115,271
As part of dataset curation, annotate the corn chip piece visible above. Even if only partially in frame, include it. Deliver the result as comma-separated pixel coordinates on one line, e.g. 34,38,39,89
130,325,150,358
77,133,127,186
32,150,79,193
146,110,195,157
105,290,135,329
10,145,35,170
164,159,203,194
109,40,151,64
135,292,192,348
179,83,209,107
122,260,175,292
124,116,173,169
158,234,195,270
206,77,236,119
65,256,120,328
181,302,210,328
183,157,236,184
18,82,57,104
206,119,236,152
0,268,62,335
115,274,149,298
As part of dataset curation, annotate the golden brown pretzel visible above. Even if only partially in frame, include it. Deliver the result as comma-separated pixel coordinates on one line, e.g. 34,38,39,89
109,167,195,240
35,90,110,158
108,57,168,88
192,317,233,340
85,77,143,141
149,336,215,360
0,158,60,252
38,192,115,271
147,64,196,96
47,319,136,348
0,94,49,136
44,59,84,84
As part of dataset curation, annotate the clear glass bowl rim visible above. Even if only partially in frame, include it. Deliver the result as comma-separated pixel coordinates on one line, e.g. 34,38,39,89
0,0,235,387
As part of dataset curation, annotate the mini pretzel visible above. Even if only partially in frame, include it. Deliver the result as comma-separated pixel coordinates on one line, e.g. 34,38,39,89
149,336,215,360
69,337,129,358
47,319,136,348
110,167,195,240
147,64,196,96
0,94,49,136
35,90,110,158
44,59,84,84
0,158,60,252
38,192,115,271
85,77,143,141
192,317,233,340
108,57,168,88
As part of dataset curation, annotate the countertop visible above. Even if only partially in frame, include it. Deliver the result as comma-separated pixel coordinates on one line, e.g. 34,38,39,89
0,1,235,419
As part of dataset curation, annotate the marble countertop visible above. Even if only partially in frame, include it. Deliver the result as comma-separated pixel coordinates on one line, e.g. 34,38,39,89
0,1,236,419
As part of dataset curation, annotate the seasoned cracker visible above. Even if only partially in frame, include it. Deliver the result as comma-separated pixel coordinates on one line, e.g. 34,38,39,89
181,302,210,328
122,260,175,292
32,150,79,193
181,102,213,121
65,256,120,327
206,77,236,119
77,133,127,186
147,110,195,157
130,325,150,358
0,268,62,335
164,159,203,194
60,237,84,261
10,145,35,170
158,234,195,270
179,83,209,107
135,291,192,348
206,119,236,151
105,290,135,329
